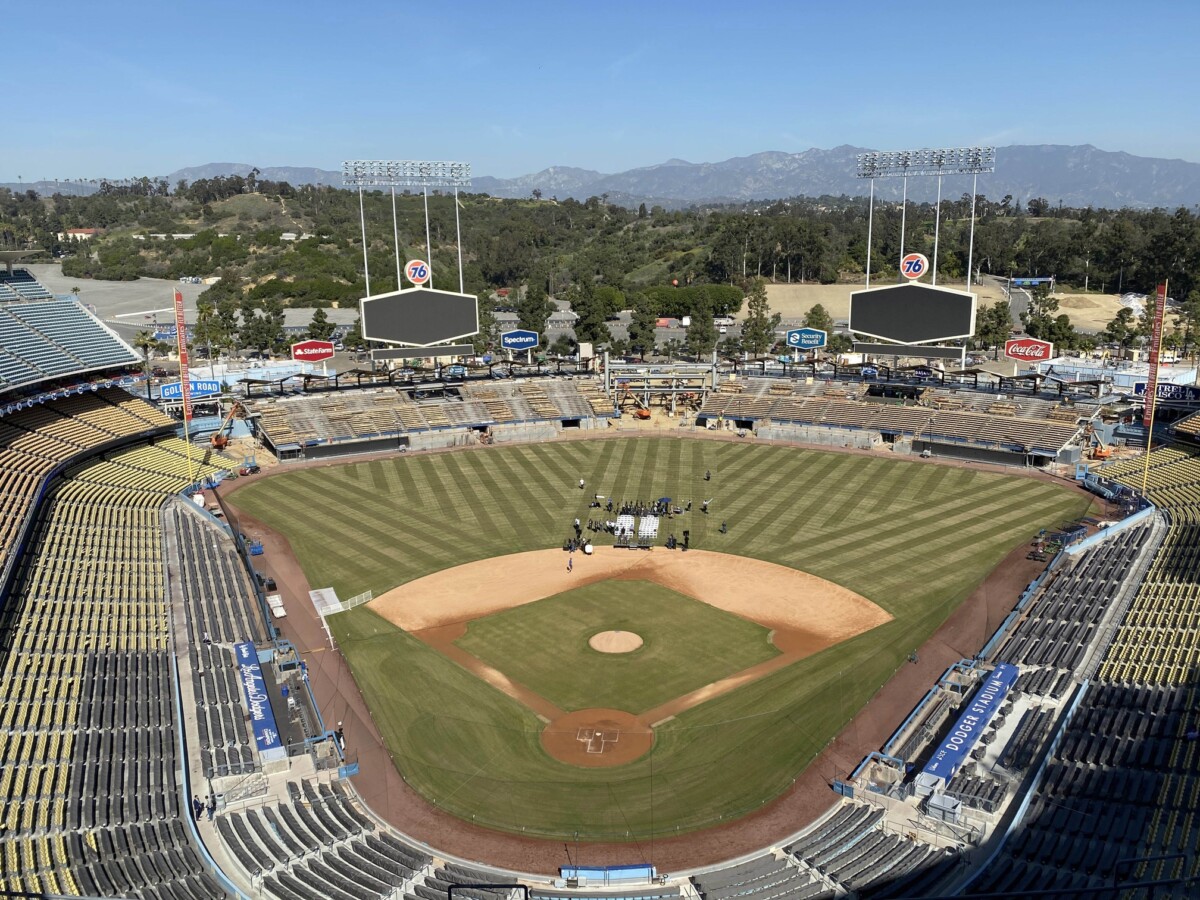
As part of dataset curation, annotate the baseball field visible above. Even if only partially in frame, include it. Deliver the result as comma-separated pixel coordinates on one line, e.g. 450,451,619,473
230,437,1091,840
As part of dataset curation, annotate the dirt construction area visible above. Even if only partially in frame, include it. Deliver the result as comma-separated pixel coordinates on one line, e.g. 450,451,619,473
371,548,892,767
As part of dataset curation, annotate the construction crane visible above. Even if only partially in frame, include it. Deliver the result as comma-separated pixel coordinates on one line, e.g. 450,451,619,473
210,402,244,450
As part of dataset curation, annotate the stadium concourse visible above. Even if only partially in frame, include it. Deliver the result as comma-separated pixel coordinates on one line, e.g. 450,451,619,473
0,265,1197,898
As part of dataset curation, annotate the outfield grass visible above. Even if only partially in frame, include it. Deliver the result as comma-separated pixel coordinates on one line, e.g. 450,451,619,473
455,580,777,713
236,438,1092,839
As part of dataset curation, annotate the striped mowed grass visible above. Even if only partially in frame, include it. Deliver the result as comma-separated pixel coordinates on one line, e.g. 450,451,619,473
455,580,779,714
232,438,1090,839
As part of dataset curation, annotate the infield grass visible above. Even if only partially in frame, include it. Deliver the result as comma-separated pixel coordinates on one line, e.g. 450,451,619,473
455,580,777,713
234,437,1092,839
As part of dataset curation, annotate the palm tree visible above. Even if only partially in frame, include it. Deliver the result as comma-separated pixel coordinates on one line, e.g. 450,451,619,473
133,330,158,401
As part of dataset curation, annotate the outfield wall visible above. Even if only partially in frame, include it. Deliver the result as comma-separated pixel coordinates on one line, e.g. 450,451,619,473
756,423,876,449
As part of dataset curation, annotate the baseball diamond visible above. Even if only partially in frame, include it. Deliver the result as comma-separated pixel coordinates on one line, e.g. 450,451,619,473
229,436,1090,842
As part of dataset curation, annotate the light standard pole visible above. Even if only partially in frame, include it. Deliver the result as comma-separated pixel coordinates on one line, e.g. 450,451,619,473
342,160,472,295
856,147,995,289
865,177,875,287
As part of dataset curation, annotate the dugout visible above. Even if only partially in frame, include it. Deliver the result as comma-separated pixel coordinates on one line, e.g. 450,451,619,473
912,440,1060,468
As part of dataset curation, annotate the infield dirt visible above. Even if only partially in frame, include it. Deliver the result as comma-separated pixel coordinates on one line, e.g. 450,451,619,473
371,547,891,766
371,547,890,639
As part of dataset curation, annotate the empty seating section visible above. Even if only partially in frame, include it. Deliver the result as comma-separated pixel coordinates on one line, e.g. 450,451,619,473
0,267,54,300
989,522,1149,678
0,390,175,576
1172,410,1200,442
171,504,267,647
967,684,1190,896
168,500,269,779
6,300,140,370
532,890,678,900
776,802,954,898
0,297,139,390
217,778,437,899
691,854,827,900
970,445,1200,893
190,643,255,779
699,380,1084,454
0,434,232,896
250,378,612,448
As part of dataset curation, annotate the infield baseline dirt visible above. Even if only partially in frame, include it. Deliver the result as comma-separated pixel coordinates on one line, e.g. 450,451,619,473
371,548,891,765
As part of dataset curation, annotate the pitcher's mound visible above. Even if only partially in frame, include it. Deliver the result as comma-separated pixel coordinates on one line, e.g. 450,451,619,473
589,630,643,653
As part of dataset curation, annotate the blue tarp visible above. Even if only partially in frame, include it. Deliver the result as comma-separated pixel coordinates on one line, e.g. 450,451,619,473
920,663,1019,789
234,642,287,762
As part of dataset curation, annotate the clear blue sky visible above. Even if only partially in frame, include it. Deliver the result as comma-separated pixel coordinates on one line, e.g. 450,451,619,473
2,0,1194,181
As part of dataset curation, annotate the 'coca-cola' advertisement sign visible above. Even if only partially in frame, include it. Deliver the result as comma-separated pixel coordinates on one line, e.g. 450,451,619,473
1005,337,1054,361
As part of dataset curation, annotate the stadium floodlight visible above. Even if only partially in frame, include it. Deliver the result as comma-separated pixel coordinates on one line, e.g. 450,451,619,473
342,159,473,295
854,147,995,291
341,160,472,187
855,147,995,179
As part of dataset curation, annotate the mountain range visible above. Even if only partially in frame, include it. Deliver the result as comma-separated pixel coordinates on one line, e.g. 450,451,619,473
5,144,1200,210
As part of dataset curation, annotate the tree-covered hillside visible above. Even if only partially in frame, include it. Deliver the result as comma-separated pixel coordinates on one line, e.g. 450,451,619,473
2,177,1198,357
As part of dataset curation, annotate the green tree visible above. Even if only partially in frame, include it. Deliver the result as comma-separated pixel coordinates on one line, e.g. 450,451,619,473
132,330,157,375
718,333,743,359
472,295,498,355
606,336,630,358
343,316,365,350
1175,290,1200,357
741,278,781,357
240,297,286,352
828,333,853,354
517,281,555,342
197,277,242,353
628,291,659,360
685,298,717,359
1019,285,1060,340
593,285,625,319
192,300,218,355
306,308,336,341
569,283,612,344
974,301,1013,357
802,302,834,334
549,334,577,357
1103,307,1139,353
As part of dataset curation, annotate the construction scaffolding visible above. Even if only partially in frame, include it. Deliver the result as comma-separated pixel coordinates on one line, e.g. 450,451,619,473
604,356,719,417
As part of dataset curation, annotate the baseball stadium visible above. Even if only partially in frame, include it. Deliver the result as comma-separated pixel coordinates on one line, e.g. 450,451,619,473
1,257,1199,900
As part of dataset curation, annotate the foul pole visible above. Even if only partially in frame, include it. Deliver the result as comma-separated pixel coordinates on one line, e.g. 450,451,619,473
1141,280,1169,496
172,288,196,486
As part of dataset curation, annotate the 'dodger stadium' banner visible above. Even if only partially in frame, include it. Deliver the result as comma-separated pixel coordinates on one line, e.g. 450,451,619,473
234,642,287,763
916,662,1020,794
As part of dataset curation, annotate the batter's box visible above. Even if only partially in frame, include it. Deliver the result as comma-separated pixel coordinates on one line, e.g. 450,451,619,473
576,727,621,754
